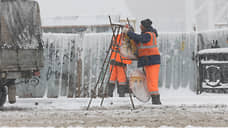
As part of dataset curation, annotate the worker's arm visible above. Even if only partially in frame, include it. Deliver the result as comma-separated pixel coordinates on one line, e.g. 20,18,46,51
127,31,151,44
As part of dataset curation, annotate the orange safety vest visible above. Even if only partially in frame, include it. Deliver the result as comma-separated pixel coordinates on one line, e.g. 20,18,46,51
110,34,132,64
137,32,160,57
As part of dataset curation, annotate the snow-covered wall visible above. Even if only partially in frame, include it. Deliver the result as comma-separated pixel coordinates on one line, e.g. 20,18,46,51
16,29,228,98
159,32,196,91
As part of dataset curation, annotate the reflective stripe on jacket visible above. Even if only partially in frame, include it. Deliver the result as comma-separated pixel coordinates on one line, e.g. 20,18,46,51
137,32,160,57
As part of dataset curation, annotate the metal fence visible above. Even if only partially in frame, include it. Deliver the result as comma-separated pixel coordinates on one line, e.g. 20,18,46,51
16,29,228,97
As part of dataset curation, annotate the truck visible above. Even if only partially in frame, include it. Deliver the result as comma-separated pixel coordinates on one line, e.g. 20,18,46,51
197,48,228,94
0,0,44,106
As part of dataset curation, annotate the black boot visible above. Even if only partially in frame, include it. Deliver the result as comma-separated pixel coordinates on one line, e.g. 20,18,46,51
124,84,131,93
107,83,115,97
151,95,162,105
118,85,126,97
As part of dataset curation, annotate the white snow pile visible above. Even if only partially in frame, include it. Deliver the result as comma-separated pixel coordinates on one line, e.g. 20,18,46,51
1,126,228,128
4,87,228,110
160,126,228,128
2,87,228,128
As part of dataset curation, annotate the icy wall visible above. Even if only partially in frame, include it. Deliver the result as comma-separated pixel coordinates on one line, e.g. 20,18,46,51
16,29,228,98
159,32,196,91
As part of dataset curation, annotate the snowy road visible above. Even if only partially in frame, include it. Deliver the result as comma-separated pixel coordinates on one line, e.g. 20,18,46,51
1,90,228,128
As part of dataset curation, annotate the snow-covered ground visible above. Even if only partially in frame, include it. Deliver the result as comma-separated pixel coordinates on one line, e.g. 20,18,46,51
1,88,228,128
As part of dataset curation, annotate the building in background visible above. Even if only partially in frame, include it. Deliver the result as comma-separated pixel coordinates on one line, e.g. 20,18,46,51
42,16,112,33
36,0,135,33
126,0,228,32
37,0,228,33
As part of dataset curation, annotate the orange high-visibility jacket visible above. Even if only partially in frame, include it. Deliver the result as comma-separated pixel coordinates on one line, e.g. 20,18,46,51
110,34,132,64
137,32,160,57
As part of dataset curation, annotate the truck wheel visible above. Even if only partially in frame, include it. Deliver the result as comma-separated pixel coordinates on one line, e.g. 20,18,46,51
0,87,7,107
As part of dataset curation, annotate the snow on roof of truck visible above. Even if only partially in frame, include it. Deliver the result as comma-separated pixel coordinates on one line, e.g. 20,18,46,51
198,48,228,55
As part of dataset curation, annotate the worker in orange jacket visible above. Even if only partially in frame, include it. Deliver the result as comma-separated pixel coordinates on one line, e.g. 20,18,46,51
108,33,132,97
126,19,162,104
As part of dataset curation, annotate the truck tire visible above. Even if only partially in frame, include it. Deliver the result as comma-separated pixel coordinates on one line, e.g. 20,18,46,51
0,87,7,107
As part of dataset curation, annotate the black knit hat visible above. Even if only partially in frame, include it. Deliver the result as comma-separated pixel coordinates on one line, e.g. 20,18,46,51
141,19,152,28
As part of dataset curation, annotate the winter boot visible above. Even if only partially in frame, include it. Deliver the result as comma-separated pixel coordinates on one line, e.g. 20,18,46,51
8,84,16,104
107,83,115,97
118,85,126,97
151,95,162,105
124,84,132,93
